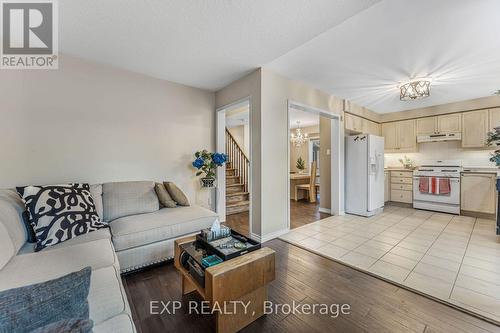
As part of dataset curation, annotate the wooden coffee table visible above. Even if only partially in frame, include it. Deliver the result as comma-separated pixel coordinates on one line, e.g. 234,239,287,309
174,236,275,333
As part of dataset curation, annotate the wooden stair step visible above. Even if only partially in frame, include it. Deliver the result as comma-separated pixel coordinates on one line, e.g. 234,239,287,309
226,200,250,215
226,191,249,197
226,191,249,204
226,183,245,193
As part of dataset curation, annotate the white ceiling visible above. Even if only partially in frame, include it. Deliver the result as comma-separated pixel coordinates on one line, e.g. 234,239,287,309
60,0,379,91
289,109,319,128
267,0,500,113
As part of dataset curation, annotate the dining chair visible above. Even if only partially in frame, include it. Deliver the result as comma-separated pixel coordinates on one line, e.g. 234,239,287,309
295,161,319,203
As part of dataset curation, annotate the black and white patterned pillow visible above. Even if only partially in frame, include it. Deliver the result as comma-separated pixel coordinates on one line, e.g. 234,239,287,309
16,184,107,251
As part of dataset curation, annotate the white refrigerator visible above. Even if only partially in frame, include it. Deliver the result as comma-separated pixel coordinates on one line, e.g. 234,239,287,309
345,134,385,217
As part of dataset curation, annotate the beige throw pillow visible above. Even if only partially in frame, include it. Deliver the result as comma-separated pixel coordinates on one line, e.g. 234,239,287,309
155,183,177,208
164,182,190,206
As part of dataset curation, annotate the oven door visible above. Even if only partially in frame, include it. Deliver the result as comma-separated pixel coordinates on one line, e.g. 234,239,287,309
413,176,460,204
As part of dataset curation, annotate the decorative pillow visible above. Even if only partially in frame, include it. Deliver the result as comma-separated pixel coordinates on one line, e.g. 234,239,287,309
0,267,92,333
155,183,177,208
164,182,190,206
30,318,93,333
16,184,107,251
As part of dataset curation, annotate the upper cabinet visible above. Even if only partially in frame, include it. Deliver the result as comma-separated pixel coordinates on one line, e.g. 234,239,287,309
344,113,380,136
462,110,488,148
416,114,461,136
382,120,417,152
416,117,437,135
489,107,500,131
437,114,461,133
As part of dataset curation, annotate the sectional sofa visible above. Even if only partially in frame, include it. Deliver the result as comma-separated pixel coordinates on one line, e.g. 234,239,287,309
0,181,218,332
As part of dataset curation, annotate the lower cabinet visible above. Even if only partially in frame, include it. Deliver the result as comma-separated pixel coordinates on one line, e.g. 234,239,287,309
389,170,413,204
461,173,496,214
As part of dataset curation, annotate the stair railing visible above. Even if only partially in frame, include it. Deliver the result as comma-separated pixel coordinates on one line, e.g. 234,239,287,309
225,128,249,193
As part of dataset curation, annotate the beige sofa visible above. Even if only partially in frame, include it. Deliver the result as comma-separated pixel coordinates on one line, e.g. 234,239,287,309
0,181,218,332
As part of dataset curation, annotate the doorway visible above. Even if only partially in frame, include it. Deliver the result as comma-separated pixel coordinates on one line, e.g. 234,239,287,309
287,101,344,230
216,98,251,237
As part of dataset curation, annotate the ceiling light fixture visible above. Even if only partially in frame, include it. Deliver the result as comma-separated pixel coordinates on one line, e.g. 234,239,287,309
399,78,432,101
290,121,308,147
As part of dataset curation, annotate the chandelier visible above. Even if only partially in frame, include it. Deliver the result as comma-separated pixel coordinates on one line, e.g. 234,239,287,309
399,78,432,101
290,121,308,147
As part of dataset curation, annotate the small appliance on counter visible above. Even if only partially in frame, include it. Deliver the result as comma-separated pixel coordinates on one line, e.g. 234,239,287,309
413,160,462,214
345,134,385,216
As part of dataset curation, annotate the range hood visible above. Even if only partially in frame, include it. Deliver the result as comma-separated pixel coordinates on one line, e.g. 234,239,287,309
417,132,461,143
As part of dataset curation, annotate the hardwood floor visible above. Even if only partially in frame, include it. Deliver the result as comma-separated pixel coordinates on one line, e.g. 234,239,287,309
224,199,330,237
123,239,500,333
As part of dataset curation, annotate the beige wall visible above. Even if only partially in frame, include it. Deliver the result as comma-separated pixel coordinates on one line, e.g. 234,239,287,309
261,69,344,237
228,125,250,156
0,55,215,207
215,69,262,236
289,125,319,173
344,100,381,123
319,117,331,211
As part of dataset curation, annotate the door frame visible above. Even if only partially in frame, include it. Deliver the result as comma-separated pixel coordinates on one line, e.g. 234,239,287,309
215,97,252,233
287,100,344,230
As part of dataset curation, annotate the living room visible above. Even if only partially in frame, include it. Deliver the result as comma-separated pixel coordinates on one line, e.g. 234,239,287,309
1,1,500,333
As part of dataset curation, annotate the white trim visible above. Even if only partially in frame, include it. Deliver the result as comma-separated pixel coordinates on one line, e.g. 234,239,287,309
318,207,331,214
251,228,290,243
216,97,252,234
287,100,344,230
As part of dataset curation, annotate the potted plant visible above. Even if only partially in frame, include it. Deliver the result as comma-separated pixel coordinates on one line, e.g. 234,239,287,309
487,126,500,166
192,150,228,187
296,157,306,174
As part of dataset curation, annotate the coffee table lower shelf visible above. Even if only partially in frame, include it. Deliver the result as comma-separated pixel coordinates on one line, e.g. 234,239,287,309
174,236,275,333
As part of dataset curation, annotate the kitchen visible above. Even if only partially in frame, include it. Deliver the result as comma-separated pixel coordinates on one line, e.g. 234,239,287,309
345,97,500,228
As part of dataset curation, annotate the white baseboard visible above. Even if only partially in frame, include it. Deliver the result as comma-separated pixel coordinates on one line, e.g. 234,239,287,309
250,228,290,243
319,207,331,214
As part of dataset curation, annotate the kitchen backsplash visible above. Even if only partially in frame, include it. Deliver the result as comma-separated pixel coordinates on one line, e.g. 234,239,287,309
384,141,496,168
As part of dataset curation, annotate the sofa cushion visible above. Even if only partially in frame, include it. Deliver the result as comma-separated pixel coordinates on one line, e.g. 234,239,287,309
0,267,91,333
0,239,116,291
18,228,112,255
88,266,127,324
102,181,159,222
154,183,176,208
16,184,108,251
0,220,15,270
90,184,104,220
0,191,28,252
93,313,135,333
110,205,217,251
164,182,190,206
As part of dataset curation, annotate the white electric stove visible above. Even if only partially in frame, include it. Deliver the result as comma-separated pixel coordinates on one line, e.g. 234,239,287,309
413,160,462,214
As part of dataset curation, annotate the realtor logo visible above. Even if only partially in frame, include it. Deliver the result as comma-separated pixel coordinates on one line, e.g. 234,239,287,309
1,0,58,69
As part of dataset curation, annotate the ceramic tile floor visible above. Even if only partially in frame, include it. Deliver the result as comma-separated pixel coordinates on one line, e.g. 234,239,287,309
279,205,500,324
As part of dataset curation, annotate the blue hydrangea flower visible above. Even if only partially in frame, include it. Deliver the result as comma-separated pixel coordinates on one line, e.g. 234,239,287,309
192,157,204,169
212,153,227,166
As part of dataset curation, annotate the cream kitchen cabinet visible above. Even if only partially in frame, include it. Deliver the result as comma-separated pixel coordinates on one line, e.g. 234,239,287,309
461,173,496,215
437,113,462,133
416,117,437,135
416,114,461,135
384,171,390,202
344,113,381,136
382,120,417,152
462,110,489,148
344,113,364,133
489,107,500,131
390,170,413,204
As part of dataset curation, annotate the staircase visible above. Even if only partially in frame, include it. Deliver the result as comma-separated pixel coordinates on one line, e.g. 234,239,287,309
225,129,250,215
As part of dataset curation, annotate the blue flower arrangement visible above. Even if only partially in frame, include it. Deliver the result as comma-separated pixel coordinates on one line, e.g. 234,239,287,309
192,150,228,179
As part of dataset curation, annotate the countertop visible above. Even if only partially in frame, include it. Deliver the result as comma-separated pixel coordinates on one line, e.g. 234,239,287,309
384,167,415,172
